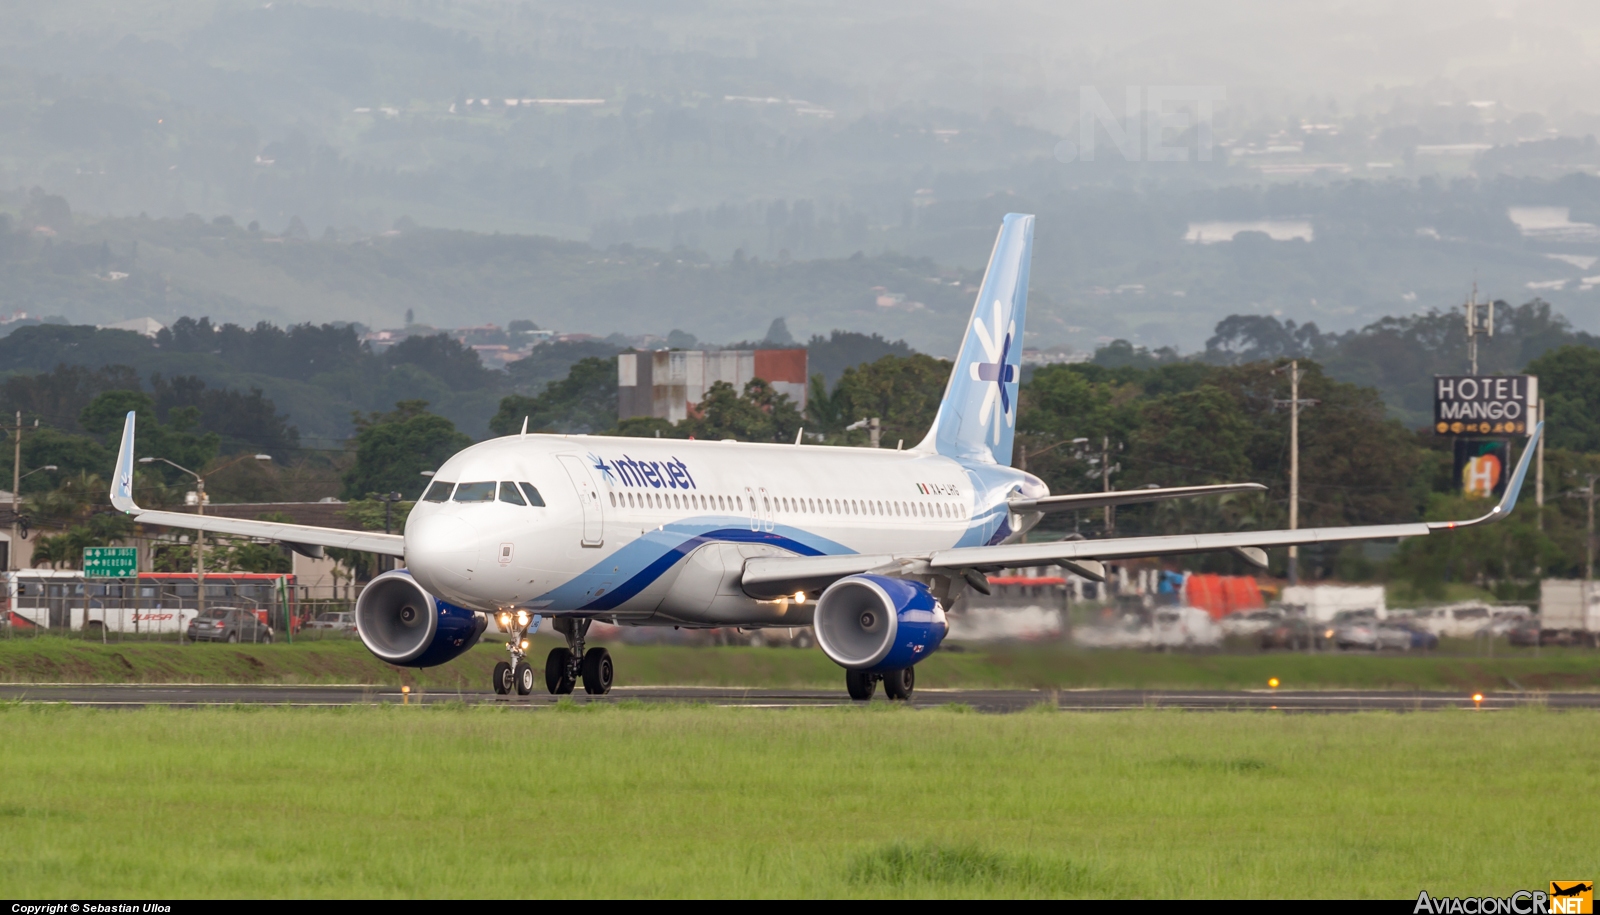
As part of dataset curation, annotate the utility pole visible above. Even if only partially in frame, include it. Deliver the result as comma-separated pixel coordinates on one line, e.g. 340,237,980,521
139,452,270,638
1536,397,1546,532
1587,475,1596,584
1274,361,1320,586
1464,285,1495,377
1101,436,1119,535
195,475,206,633
10,411,19,576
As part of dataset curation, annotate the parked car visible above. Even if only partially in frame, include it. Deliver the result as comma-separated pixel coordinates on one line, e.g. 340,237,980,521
1220,608,1283,639
1476,607,1534,638
1151,606,1222,649
1507,618,1543,647
1258,617,1325,651
307,610,357,633
187,607,273,643
1376,620,1439,651
1074,612,1155,649
1415,603,1493,639
1333,616,1380,650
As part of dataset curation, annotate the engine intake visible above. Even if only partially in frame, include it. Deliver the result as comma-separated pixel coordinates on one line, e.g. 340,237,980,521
355,570,487,668
813,574,947,672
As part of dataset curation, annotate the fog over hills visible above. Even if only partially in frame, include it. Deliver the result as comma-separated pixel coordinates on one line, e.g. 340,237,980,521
4,0,1600,350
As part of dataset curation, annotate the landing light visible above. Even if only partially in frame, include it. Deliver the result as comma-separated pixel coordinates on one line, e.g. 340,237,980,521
498,612,511,628
515,609,529,627
793,592,806,604
520,639,530,650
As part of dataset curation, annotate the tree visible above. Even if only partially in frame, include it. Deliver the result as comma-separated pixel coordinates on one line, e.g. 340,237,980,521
1525,345,1600,452
25,472,132,568
341,401,471,499
681,379,803,443
489,356,617,435
826,354,950,446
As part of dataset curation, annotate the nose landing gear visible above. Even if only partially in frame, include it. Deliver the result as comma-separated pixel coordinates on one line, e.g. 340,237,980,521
492,610,543,696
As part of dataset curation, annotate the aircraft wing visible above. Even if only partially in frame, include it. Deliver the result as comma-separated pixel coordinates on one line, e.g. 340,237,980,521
743,423,1540,599
1008,482,1266,513
109,411,407,558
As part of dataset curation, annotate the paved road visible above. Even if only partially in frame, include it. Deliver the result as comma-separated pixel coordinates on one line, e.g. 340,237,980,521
3,683,1597,712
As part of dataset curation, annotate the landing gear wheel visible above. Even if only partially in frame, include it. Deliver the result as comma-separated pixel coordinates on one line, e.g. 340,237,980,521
845,669,877,701
582,647,614,695
493,661,514,695
882,667,915,701
545,648,576,695
515,661,536,695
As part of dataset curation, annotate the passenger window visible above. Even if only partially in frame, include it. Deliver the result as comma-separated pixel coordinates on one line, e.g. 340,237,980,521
423,481,455,502
499,482,526,506
454,482,496,502
519,483,545,506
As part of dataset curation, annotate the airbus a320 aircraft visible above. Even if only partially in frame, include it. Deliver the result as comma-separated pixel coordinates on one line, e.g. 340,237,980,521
109,214,1540,700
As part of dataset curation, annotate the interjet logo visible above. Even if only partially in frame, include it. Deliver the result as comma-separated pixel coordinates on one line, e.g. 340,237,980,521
589,453,697,490
968,298,1017,446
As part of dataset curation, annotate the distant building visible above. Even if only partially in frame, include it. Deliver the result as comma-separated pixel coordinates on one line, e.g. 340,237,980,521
100,317,165,337
617,349,808,424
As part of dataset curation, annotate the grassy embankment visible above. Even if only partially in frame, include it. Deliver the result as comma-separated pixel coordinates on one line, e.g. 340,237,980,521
0,705,1593,897
1,635,1597,691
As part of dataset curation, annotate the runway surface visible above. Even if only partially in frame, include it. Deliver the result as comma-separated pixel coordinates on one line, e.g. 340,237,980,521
4,683,1599,712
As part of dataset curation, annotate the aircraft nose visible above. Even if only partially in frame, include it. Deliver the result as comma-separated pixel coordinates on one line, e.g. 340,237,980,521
405,512,478,590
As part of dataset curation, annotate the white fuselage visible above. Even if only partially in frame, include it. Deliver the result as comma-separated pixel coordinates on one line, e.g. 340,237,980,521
403,434,1047,626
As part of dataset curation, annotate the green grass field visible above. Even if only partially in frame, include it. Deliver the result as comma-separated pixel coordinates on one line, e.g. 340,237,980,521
1,705,1593,898
2,635,1598,692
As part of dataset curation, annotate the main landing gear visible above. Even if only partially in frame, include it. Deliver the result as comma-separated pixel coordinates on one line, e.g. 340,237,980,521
845,667,915,701
492,609,545,696
544,617,614,696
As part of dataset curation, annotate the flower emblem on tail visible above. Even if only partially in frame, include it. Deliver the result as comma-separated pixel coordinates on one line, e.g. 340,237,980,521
968,298,1017,446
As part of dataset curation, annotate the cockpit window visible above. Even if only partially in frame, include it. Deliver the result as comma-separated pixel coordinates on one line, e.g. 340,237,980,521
519,482,546,507
422,481,454,502
498,482,526,506
453,482,497,503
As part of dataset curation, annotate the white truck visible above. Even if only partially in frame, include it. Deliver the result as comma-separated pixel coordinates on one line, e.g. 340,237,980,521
1281,585,1387,622
1538,580,1600,647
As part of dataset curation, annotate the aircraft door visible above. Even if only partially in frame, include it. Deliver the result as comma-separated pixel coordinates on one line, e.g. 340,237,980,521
758,486,775,532
557,454,605,547
744,486,760,532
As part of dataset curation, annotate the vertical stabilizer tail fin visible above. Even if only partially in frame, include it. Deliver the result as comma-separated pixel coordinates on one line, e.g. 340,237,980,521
914,212,1034,464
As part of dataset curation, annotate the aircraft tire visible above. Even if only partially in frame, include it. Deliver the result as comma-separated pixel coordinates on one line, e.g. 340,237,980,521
845,669,877,701
545,648,575,695
882,667,915,701
514,661,536,695
582,647,614,695
493,661,513,695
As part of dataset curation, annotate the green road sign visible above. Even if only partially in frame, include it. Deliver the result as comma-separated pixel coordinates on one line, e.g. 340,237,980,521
83,546,138,578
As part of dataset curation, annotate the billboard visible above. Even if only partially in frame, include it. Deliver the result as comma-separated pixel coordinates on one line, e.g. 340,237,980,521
1454,439,1511,500
1433,375,1537,436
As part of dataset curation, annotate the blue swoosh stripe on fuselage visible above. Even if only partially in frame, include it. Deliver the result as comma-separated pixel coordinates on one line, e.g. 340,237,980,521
578,527,826,611
531,516,851,613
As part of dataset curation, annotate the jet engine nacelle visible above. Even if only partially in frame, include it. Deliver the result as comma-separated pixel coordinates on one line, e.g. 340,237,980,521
355,569,487,668
813,574,947,672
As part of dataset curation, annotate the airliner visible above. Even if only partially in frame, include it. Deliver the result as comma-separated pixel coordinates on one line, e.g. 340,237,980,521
109,214,1540,700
